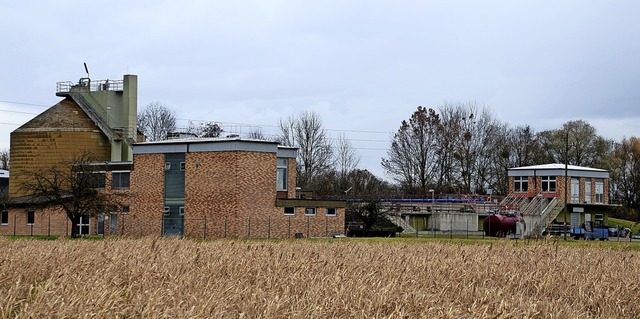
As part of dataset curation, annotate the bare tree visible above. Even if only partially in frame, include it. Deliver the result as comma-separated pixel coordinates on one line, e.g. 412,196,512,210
538,120,613,167
19,152,128,238
382,106,440,194
335,133,360,179
246,128,269,140
0,148,8,170
137,102,177,142
608,137,640,208
277,111,334,189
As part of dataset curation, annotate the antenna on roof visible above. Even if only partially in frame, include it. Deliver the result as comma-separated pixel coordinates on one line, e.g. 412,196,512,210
83,62,90,79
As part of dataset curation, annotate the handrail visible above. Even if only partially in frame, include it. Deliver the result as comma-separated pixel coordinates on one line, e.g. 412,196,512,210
56,79,124,93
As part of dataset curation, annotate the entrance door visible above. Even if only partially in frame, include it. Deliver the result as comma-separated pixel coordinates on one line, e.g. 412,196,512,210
570,212,581,229
110,213,118,235
163,206,184,236
97,214,104,235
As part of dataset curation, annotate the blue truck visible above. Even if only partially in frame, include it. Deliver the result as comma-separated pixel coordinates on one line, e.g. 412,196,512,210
569,221,609,240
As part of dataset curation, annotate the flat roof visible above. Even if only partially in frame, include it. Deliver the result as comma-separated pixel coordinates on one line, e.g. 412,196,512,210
133,137,297,158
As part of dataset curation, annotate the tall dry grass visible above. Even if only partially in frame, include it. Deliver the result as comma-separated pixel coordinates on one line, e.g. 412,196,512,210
0,237,638,318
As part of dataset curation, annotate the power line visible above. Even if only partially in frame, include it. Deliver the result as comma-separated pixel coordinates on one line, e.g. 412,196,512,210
0,109,39,115
0,100,50,108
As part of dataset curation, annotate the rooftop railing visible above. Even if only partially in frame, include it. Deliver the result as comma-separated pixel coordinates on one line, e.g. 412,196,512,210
56,78,124,93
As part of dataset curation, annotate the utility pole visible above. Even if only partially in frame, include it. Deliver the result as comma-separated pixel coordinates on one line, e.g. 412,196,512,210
564,130,569,240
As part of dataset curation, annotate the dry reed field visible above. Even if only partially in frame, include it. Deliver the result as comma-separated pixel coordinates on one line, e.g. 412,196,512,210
0,237,639,318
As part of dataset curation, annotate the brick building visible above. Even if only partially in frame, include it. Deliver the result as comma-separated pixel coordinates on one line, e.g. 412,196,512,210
503,163,618,236
1,74,345,238
125,138,345,238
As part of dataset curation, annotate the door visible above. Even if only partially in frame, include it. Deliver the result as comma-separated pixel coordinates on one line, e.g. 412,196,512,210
110,213,118,235
163,206,184,236
570,212,581,229
97,214,104,235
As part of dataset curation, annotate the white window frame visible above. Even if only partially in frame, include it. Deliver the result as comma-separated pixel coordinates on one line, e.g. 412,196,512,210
111,170,131,189
276,158,288,191
163,206,170,215
180,162,186,171
165,162,171,171
179,207,184,216
541,176,556,192
284,207,295,216
513,176,528,192
326,207,337,216
77,215,90,235
305,207,316,216
121,205,130,215
585,179,592,204
595,180,604,204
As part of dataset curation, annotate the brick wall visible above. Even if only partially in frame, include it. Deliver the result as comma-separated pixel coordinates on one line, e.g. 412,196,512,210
128,149,344,238
9,99,111,197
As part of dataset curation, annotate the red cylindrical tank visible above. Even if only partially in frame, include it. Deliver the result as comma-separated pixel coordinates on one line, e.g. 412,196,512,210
483,214,525,237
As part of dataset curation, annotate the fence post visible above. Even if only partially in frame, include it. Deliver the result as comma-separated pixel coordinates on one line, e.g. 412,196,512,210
325,215,328,237
288,216,291,238
13,215,16,236
306,216,310,238
248,217,251,238
48,213,51,237
204,216,207,240
268,216,271,239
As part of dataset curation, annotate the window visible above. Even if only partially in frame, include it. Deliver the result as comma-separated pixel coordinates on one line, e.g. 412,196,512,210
541,176,556,192
80,172,106,189
276,158,288,191
585,180,592,204
165,162,171,171
305,207,316,216
326,207,336,216
27,209,35,225
179,207,184,216
595,180,604,204
121,206,130,215
1,210,7,225
284,207,295,216
112,171,130,189
180,162,186,171
513,176,528,192
76,215,90,235
163,207,170,215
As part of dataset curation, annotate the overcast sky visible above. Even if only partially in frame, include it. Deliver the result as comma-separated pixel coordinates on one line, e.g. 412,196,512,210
1,0,639,178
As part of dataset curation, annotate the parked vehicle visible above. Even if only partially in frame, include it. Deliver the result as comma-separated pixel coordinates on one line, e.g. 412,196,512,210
569,221,609,241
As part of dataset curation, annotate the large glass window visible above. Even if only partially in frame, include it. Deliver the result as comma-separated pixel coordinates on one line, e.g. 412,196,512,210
513,176,528,192
111,171,130,189
277,158,288,191
541,176,556,192
595,180,604,203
